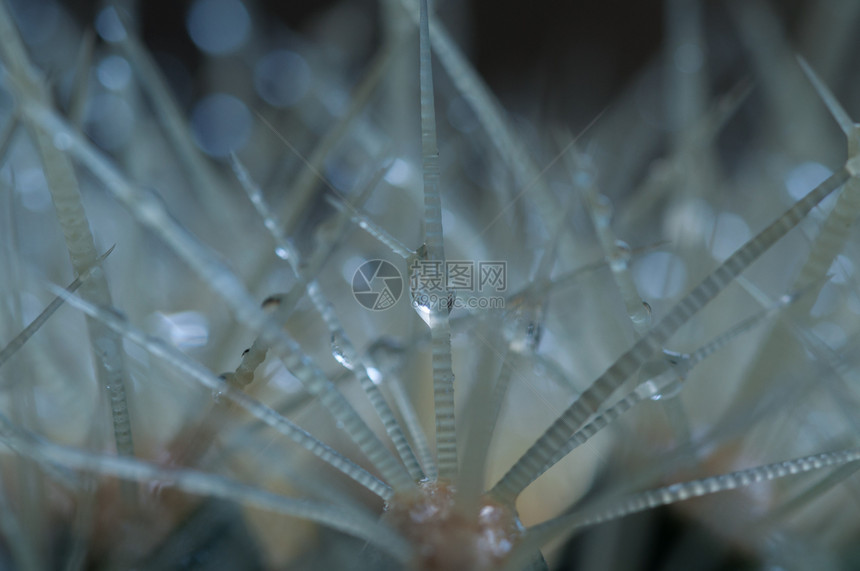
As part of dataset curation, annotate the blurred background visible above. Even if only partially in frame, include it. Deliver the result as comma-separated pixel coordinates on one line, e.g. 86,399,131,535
3,0,860,570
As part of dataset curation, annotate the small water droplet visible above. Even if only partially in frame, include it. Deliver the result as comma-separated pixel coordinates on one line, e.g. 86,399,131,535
410,290,454,325
610,239,632,272
212,389,225,404
649,379,682,401
631,300,652,329
408,245,454,324
614,239,632,260
503,301,544,353
331,330,356,370
274,246,290,260
637,350,689,400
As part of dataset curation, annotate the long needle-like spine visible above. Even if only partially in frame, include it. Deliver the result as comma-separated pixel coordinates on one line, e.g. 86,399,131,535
490,167,850,504
417,0,458,481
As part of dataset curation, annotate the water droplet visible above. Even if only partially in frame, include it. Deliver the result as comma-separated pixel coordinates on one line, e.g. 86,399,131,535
649,379,682,401
274,247,290,260
637,351,689,400
503,301,544,353
408,244,453,324
631,300,652,329
614,240,631,261
212,389,225,404
609,239,631,271
331,330,356,370
410,290,454,325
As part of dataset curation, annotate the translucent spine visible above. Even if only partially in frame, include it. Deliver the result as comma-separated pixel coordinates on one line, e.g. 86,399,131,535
0,413,411,563
531,449,860,542
490,167,850,504
417,0,458,481
0,3,134,461
24,102,414,493
0,247,113,367
734,59,860,406
50,288,395,501
231,155,424,482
